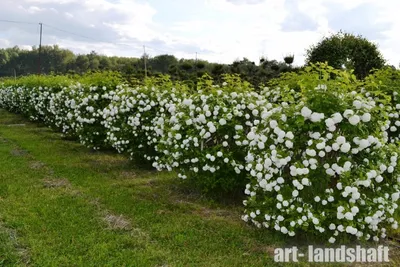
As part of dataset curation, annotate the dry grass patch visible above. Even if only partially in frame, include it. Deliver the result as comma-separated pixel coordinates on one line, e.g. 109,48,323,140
0,220,31,265
103,213,132,231
42,178,71,188
10,148,28,157
120,170,137,179
29,161,46,170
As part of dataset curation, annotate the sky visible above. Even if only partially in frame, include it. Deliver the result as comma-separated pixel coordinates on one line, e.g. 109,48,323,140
0,0,398,66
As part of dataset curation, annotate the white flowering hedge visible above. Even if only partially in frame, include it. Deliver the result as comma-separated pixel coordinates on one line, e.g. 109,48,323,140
152,76,270,190
365,68,400,144
102,79,187,163
1,66,400,243
242,66,400,243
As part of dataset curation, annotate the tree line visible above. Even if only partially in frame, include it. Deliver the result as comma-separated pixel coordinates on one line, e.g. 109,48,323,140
0,31,394,86
0,45,299,86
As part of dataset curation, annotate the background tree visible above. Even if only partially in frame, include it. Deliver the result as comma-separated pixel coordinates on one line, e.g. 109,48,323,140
306,31,386,80
0,45,299,86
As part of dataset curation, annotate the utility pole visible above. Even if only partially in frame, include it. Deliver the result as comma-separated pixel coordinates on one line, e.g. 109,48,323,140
195,52,198,72
143,45,147,78
38,22,43,75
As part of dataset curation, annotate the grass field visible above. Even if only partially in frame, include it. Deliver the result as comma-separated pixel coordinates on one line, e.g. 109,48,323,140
0,108,399,267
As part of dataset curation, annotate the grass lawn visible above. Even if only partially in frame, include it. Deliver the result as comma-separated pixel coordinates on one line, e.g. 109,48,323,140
0,108,399,266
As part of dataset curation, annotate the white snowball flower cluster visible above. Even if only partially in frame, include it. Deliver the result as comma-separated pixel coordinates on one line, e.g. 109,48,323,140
243,82,400,243
153,86,272,191
2,67,400,244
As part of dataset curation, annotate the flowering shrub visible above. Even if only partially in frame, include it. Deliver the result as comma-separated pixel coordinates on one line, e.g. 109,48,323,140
102,77,187,162
153,75,269,191
0,67,399,243
242,65,400,243
365,68,400,144
63,72,127,150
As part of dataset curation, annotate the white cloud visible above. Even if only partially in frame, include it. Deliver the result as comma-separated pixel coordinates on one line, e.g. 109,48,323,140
64,12,73,18
0,0,399,67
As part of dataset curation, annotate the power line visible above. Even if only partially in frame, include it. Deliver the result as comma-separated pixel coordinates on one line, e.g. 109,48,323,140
42,23,103,43
43,23,147,53
1,19,177,56
145,46,173,55
0,19,37,25
1,19,203,74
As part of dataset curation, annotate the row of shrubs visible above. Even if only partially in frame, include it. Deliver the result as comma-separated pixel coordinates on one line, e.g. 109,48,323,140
1,64,400,244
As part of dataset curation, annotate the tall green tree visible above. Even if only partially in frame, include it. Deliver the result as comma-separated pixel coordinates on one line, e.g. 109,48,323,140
306,31,386,80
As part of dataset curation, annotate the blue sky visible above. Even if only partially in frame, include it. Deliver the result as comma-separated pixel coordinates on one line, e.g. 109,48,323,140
0,0,398,66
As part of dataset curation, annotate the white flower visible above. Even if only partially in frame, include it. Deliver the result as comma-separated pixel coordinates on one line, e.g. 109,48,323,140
353,100,362,109
344,212,354,220
361,113,371,122
316,142,325,150
332,113,343,123
256,163,263,171
332,143,340,151
351,206,359,214
301,106,312,118
340,143,351,153
285,140,293,149
258,142,265,149
270,120,278,129
328,126,336,132
247,132,255,140
175,133,182,140
326,168,335,176
310,112,324,122
219,118,227,125
328,237,336,243
286,132,294,139
348,115,360,125
306,149,316,157
343,161,352,171
301,178,310,186
359,139,370,149
281,227,288,234
325,118,335,127
343,109,354,118
336,136,346,144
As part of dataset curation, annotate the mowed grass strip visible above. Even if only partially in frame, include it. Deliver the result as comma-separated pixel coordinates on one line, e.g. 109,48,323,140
1,108,399,267
0,109,285,267
0,123,169,266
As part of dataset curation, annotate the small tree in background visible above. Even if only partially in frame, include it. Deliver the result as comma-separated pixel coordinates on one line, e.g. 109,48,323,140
283,54,294,66
306,31,386,80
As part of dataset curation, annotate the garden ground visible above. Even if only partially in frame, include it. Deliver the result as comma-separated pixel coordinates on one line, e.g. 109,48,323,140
0,109,398,266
